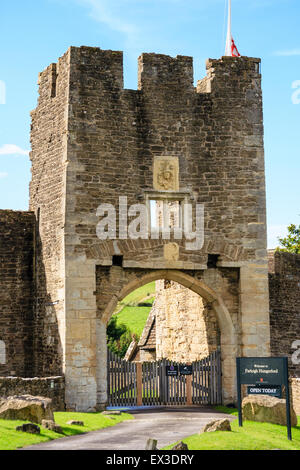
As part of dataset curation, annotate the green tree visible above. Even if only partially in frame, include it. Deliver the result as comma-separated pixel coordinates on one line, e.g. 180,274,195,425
107,316,127,341
107,316,134,358
277,224,300,254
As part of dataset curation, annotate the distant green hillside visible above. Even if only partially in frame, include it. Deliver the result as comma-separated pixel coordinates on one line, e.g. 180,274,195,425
114,299,155,338
107,282,156,356
116,281,156,337
120,281,156,306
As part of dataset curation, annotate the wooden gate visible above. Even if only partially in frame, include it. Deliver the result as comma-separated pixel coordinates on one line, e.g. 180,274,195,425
107,349,222,407
107,349,137,406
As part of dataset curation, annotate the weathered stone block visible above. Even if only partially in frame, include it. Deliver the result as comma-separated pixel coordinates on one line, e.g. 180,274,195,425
42,419,63,433
0,395,54,424
242,395,297,427
201,418,232,433
16,423,40,434
171,441,189,450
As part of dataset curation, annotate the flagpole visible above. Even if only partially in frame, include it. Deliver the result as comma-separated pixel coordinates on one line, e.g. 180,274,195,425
225,0,232,56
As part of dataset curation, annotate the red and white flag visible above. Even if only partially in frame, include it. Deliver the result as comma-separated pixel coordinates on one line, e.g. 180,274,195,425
225,0,241,57
231,37,241,57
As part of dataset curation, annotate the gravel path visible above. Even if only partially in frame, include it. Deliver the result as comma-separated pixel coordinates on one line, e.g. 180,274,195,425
23,407,235,450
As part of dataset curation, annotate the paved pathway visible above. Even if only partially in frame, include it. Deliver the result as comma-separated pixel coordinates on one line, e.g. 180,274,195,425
23,407,235,450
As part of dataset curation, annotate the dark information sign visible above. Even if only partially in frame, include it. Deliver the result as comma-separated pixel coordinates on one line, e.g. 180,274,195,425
238,357,284,385
179,365,193,376
236,357,292,440
166,365,178,377
247,385,282,398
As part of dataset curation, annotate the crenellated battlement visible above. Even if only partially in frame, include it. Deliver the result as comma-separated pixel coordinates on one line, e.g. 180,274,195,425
206,55,261,75
35,46,262,105
138,53,194,92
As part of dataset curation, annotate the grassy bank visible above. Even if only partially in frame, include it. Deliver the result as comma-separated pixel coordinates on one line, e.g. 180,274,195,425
120,281,155,306
114,300,154,338
0,411,133,450
163,407,300,450
115,281,156,339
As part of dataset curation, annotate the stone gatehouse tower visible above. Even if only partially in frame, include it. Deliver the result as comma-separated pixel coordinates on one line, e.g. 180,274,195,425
1,45,278,412
27,46,270,411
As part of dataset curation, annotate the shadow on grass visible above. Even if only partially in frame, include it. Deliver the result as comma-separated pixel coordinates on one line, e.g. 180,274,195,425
215,406,300,429
214,405,238,416
58,426,87,436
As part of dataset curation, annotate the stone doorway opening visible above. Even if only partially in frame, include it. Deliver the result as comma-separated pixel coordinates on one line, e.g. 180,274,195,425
106,279,221,366
96,267,237,409
106,280,156,363
105,275,223,408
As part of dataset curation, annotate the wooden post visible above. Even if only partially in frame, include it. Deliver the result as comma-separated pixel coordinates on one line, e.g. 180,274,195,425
145,438,157,450
136,362,143,407
283,357,292,441
186,375,192,406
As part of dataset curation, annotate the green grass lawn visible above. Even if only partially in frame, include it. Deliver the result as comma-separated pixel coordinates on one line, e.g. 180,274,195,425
120,281,156,306
0,411,133,450
114,300,154,338
110,282,156,340
163,407,300,451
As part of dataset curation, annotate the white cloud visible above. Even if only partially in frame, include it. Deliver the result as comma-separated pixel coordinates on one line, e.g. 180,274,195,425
72,0,217,55
77,0,138,36
0,144,29,156
274,49,300,57
0,172,8,179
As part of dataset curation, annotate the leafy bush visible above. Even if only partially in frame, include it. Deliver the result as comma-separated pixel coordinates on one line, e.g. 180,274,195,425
107,316,135,358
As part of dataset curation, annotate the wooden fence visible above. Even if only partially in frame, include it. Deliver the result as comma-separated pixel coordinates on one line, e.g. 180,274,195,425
107,349,222,407
107,349,137,407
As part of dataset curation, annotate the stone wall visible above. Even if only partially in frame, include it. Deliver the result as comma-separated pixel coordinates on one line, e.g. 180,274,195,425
29,53,70,376
155,280,220,363
269,251,300,415
269,251,300,377
0,376,65,411
0,210,35,377
65,50,267,266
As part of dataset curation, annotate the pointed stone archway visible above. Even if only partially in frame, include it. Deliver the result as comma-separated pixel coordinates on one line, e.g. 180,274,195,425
96,268,237,408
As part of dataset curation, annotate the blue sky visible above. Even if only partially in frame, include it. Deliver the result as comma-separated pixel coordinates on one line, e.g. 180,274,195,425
0,0,299,248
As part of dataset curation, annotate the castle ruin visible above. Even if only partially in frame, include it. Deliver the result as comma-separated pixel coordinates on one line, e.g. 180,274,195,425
0,46,299,412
